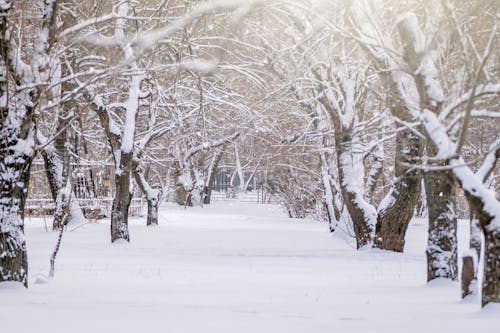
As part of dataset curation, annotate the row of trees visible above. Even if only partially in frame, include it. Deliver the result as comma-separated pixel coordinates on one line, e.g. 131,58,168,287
0,0,498,307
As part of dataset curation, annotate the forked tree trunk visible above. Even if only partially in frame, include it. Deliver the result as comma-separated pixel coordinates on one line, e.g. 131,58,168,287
424,164,458,281
374,129,423,252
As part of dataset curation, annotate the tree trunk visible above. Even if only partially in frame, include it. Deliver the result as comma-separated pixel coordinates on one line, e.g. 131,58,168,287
320,151,340,232
374,129,423,252
462,215,481,296
461,255,476,299
204,149,224,205
133,161,160,226
0,125,34,287
146,198,159,226
458,175,500,306
335,132,376,249
424,165,458,281
111,153,133,242
40,110,72,230
482,228,500,305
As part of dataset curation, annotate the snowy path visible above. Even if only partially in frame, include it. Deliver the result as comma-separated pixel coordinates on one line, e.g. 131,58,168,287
0,201,498,332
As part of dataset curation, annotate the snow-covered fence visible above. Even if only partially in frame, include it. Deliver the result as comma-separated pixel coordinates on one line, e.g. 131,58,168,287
25,197,146,218
209,190,279,204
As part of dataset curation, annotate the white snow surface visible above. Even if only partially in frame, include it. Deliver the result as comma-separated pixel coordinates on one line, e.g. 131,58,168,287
1,201,498,332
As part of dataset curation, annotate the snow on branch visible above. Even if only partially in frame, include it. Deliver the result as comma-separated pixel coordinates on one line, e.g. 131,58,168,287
132,0,264,51
475,138,500,183
184,131,240,163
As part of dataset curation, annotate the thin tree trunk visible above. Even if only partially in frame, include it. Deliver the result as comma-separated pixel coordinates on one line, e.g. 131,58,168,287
320,152,339,232
203,149,224,205
40,104,72,230
374,129,423,252
133,161,160,226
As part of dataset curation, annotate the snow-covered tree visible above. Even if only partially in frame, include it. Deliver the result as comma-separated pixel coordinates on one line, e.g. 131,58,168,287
0,0,61,286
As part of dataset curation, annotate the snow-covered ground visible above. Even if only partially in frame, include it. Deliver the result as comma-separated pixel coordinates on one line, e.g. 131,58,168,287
1,201,498,333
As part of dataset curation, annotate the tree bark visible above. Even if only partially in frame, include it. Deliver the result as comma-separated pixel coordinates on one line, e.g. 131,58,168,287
456,166,500,306
320,151,340,232
482,228,500,305
335,132,376,249
424,164,458,281
461,255,476,298
111,152,133,242
40,104,72,230
374,129,423,252
133,161,160,226
0,0,60,286
203,149,224,205
0,148,32,287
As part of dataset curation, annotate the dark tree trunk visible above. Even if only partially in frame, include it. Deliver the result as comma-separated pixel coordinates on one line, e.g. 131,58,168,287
111,152,133,242
424,164,458,281
0,110,34,287
482,229,500,305
203,150,223,205
374,129,423,252
0,153,32,287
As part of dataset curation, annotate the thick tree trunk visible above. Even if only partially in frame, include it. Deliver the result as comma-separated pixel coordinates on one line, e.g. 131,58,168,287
0,125,34,287
458,175,500,306
374,130,423,252
335,133,376,249
111,153,133,242
482,229,500,305
424,165,458,281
